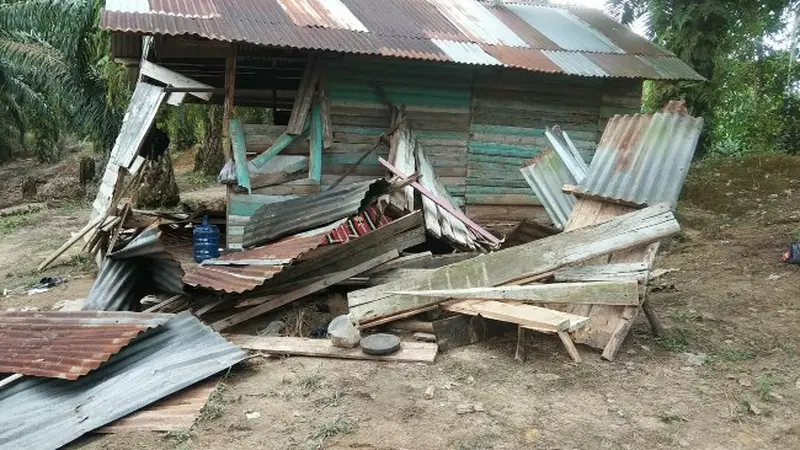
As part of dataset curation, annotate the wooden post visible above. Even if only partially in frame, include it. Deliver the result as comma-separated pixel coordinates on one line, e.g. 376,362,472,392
222,45,237,161
309,93,323,182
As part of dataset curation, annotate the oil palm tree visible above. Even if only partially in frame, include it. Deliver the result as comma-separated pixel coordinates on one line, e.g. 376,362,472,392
0,0,119,161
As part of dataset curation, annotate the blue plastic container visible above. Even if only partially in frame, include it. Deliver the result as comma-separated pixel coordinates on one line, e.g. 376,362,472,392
193,215,220,263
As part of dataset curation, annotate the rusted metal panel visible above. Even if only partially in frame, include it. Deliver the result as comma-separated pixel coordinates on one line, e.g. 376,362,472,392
277,0,368,32
542,50,607,77
182,223,339,293
100,1,702,81
0,311,171,380
432,39,500,66
576,112,704,207
0,313,245,450
520,149,578,230
503,5,623,53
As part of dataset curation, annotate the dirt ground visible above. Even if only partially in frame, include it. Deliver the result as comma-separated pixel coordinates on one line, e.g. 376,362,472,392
1,154,798,450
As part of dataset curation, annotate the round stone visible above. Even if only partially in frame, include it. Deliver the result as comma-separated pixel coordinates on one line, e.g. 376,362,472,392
360,333,401,356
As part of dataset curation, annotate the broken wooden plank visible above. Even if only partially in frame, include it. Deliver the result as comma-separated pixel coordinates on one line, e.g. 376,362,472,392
319,73,333,149
38,215,106,271
364,252,433,275
212,250,399,331
250,131,300,169
390,281,640,306
388,319,434,334
349,203,680,324
554,263,650,283
139,61,213,102
557,331,582,363
442,299,585,333
286,56,322,135
226,335,437,364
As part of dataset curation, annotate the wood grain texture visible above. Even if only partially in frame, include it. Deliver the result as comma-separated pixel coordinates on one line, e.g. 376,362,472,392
442,299,590,333
226,335,437,364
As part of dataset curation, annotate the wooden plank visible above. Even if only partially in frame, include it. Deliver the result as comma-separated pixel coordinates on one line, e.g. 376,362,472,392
319,72,334,149
250,131,300,169
250,168,307,190
139,61,212,101
364,252,433,275
226,335,437,364
388,319,434,333
348,203,679,324
557,331,582,363
222,48,237,160
38,215,104,271
211,250,399,331
287,56,322,135
554,263,650,283
309,94,323,181
432,315,511,352
442,299,575,332
229,118,250,192
390,281,640,306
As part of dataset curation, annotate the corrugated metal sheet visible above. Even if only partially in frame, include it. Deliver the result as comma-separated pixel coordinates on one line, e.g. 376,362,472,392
0,311,171,380
546,126,589,181
83,229,185,312
542,50,607,77
520,148,577,230
182,221,341,293
243,179,388,248
277,0,368,32
0,313,245,450
100,1,704,81
576,112,704,207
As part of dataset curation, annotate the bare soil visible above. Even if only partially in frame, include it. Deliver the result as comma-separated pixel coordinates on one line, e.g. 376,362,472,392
1,155,798,450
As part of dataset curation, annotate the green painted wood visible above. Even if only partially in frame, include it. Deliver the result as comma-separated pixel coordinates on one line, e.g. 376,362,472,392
250,119,311,169
229,193,296,217
229,118,251,193
309,96,323,181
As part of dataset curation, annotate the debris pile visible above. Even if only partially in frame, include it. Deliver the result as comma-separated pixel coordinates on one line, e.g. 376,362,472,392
3,93,702,448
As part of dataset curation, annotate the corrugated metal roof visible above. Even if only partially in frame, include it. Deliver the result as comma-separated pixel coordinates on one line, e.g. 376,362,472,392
541,50,607,77
243,179,388,248
0,311,171,380
100,0,703,81
520,149,577,230
83,229,185,312
182,221,341,293
575,111,704,207
0,313,245,450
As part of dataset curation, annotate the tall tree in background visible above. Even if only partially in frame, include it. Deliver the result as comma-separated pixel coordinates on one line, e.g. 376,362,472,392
0,0,120,161
606,0,793,155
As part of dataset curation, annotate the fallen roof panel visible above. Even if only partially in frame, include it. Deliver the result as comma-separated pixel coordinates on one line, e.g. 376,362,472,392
0,311,172,380
0,312,246,450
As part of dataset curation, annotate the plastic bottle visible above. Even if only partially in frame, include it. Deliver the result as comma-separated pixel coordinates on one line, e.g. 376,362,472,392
193,215,220,263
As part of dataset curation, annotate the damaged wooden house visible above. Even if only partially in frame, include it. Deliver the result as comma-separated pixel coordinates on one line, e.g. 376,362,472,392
69,0,706,362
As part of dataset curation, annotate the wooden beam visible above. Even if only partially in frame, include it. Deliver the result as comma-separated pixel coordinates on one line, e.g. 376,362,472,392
212,250,399,331
222,46,237,161
139,60,213,103
557,331,582,363
38,215,105,271
390,281,640,306
308,93,323,181
378,157,500,246
319,73,334,149
442,299,589,333
249,119,310,169
229,118,250,193
286,55,322,135
349,203,680,324
554,263,650,283
226,335,438,364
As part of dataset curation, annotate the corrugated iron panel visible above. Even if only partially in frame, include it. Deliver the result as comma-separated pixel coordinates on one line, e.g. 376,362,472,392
503,5,623,53
520,149,577,230
0,313,245,450
586,52,662,79
243,179,388,247
568,8,670,56
432,39,501,66
482,46,563,73
576,112,704,207
0,311,171,380
638,55,706,81
100,1,702,80
277,0,368,32
182,222,340,293
83,229,185,312
542,50,607,77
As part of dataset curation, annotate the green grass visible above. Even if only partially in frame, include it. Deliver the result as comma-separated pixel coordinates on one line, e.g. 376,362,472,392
657,328,692,352
756,374,776,401
66,253,95,272
304,417,356,449
658,411,688,424
297,373,325,391
0,212,41,235
184,171,217,187
715,348,755,362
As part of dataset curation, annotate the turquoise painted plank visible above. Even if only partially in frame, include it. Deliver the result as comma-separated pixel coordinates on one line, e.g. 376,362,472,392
470,124,547,137
327,82,471,100
250,118,310,168
465,178,529,189
333,126,384,136
229,194,295,216
309,96,323,181
466,194,541,206
468,154,532,168
468,142,542,159
323,154,463,168
465,186,534,195
328,91,471,108
229,118,251,193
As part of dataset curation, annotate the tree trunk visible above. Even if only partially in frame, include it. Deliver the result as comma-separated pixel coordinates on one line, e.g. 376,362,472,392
194,105,225,177
136,155,180,209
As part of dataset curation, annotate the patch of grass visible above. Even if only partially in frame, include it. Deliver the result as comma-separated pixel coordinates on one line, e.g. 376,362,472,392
0,212,42,235
164,429,192,444
659,411,688,424
304,417,356,449
57,201,84,214
656,328,692,352
297,373,325,391
714,348,756,362
67,254,95,272
184,171,217,187
313,390,344,409
199,382,227,421
756,374,775,401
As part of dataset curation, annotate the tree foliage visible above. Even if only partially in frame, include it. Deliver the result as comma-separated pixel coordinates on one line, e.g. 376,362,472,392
0,0,121,161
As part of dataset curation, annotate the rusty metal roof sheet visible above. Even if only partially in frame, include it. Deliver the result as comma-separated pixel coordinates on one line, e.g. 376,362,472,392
0,313,245,450
0,311,171,380
182,221,342,293
575,112,704,207
101,0,703,81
